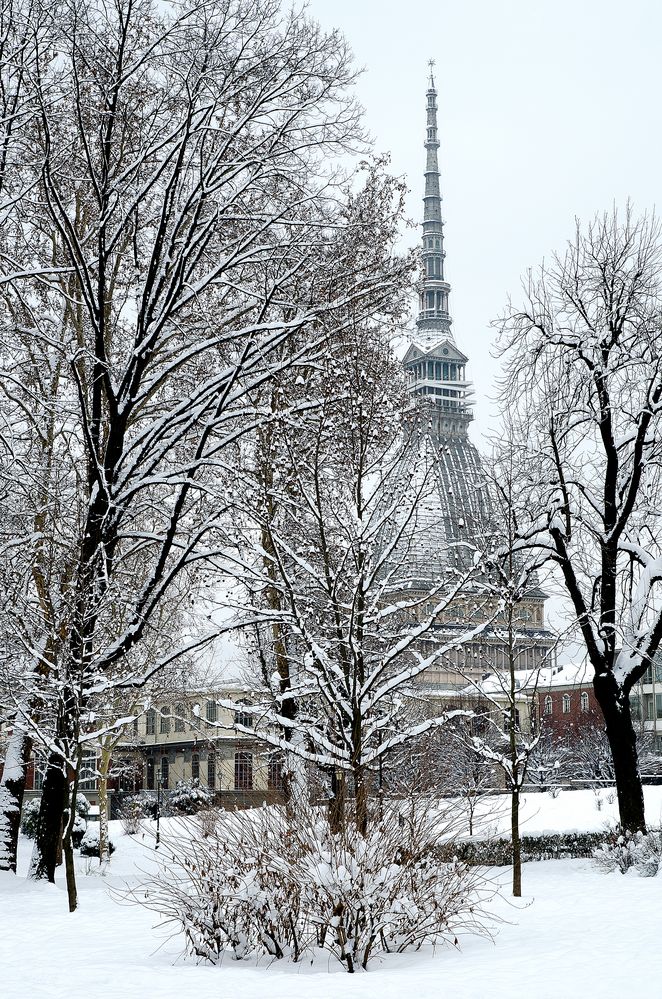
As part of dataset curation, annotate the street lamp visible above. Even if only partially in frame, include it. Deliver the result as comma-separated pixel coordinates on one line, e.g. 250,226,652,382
155,776,162,849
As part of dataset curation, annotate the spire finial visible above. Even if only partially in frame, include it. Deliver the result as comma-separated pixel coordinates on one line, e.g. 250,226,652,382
427,58,436,89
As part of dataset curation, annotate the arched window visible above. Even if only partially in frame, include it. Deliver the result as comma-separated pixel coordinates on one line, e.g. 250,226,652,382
174,703,186,732
562,694,571,714
146,757,155,790
205,700,217,726
544,695,553,716
145,708,156,735
580,691,589,712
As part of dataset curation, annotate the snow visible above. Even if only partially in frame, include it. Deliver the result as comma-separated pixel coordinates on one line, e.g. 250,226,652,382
461,785,662,839
3,791,662,998
471,661,594,698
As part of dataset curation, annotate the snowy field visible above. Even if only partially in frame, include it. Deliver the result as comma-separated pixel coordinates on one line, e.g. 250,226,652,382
2,788,662,999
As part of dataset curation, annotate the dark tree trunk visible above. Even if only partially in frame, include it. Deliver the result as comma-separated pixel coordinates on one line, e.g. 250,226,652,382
30,752,67,882
595,675,646,833
354,766,368,838
0,730,32,873
63,769,80,911
329,769,345,834
511,789,521,897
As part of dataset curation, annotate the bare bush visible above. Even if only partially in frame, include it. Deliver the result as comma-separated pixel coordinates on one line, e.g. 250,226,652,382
594,828,662,878
195,809,220,840
119,798,149,836
132,802,497,972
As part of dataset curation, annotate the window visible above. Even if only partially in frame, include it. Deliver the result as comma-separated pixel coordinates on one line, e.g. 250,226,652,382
146,758,155,790
145,708,156,735
160,756,169,790
160,707,170,735
646,694,655,721
562,694,571,714
268,754,285,792
174,704,186,733
205,700,217,726
544,695,553,716
234,752,253,790
655,693,662,720
191,752,200,782
33,753,46,791
207,751,216,788
580,691,589,712
79,752,97,791
234,703,254,729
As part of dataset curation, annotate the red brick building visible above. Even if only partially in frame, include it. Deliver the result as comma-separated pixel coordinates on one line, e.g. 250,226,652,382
537,663,600,739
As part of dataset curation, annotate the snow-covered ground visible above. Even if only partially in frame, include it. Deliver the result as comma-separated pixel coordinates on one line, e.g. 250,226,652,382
2,788,662,999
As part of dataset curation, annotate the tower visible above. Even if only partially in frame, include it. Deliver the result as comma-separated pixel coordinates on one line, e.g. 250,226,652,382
403,63,474,441
399,67,554,689
402,64,486,573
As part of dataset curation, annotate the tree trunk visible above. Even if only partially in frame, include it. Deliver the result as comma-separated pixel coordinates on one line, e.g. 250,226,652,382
63,768,80,911
29,751,67,882
0,728,32,873
98,743,111,865
595,677,646,833
329,769,345,834
511,788,521,897
354,766,368,837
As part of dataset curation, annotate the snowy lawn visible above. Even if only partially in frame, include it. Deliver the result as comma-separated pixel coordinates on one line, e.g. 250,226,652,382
2,788,662,999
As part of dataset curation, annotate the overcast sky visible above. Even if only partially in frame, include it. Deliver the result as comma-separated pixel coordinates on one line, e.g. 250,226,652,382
308,0,662,445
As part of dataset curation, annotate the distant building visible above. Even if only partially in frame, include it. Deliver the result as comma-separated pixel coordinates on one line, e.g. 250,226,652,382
399,67,554,690
535,663,600,739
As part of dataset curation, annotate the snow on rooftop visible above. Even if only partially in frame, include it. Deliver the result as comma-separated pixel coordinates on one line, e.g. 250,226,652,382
467,662,593,698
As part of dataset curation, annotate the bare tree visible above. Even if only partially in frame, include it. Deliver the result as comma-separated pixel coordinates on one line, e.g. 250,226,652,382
0,0,404,906
454,447,559,896
223,306,483,836
497,207,662,833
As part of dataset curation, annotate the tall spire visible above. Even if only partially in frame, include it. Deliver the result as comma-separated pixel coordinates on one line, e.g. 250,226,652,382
417,60,453,347
403,65,474,439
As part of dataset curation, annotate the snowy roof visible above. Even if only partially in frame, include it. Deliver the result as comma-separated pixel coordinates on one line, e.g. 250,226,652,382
467,662,592,698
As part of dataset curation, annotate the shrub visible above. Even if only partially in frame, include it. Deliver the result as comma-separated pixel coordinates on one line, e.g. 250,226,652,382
79,824,115,858
196,808,220,838
594,827,662,877
119,796,149,835
20,798,41,838
21,795,89,843
134,803,496,971
71,812,87,848
437,831,604,867
169,779,214,815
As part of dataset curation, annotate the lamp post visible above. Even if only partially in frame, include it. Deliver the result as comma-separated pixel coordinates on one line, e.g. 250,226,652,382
155,776,162,849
